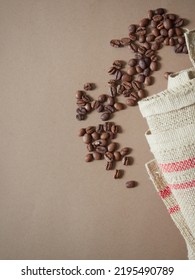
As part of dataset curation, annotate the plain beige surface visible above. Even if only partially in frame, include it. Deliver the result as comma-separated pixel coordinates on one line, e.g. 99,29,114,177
0,0,194,260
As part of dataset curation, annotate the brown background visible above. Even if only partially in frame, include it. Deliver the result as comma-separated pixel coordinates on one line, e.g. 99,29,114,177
0,0,194,260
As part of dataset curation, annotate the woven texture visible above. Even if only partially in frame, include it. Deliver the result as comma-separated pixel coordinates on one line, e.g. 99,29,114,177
138,29,195,259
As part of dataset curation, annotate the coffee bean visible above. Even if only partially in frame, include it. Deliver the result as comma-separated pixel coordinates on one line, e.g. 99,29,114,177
139,59,147,69
142,42,151,50
164,72,173,79
92,132,100,140
128,42,138,52
120,147,130,156
155,8,165,15
178,36,185,45
152,28,160,37
96,146,107,154
111,124,119,134
166,13,176,20
107,142,117,152
151,20,157,28
122,156,130,165
174,44,183,53
182,45,188,54
129,34,137,41
131,91,139,100
168,28,175,37
104,122,112,132
160,28,168,37
84,83,94,91
140,18,150,27
109,85,117,97
104,151,114,162
136,65,143,73
127,66,136,75
122,73,132,82
138,45,147,54
104,105,115,113
128,58,137,67
76,99,86,107
84,103,92,112
132,80,141,91
148,10,153,20
144,76,153,86
151,41,161,50
153,14,163,22
155,35,164,43
137,89,146,99
175,27,183,36
126,180,136,188
136,26,147,36
93,139,107,147
75,90,84,99
139,35,146,43
146,34,155,42
98,94,107,103
86,126,96,134
163,18,173,29
100,132,110,140
115,70,122,80
114,169,122,179
76,107,87,115
145,49,155,57
106,161,113,170
150,61,158,71
93,152,102,160
100,112,111,121
82,94,92,103
87,143,94,152
110,39,122,48
83,134,92,144
164,37,169,45
78,128,86,136
126,98,137,106
169,37,176,46
136,74,145,83
128,24,137,34
156,21,164,30
108,66,117,75
120,37,131,46
123,89,131,97
174,18,184,27
96,124,104,134
114,151,121,161
85,153,93,162
143,68,151,76
96,104,104,113
114,102,124,111
113,60,123,69
117,85,125,95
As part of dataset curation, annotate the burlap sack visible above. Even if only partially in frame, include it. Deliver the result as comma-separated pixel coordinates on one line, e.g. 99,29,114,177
138,29,195,259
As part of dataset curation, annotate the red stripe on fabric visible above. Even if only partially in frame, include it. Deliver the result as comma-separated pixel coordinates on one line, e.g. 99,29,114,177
168,180,195,190
169,205,180,214
159,186,172,199
159,157,195,173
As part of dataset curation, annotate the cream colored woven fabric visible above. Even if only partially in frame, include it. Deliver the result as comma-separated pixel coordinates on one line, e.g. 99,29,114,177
138,29,195,259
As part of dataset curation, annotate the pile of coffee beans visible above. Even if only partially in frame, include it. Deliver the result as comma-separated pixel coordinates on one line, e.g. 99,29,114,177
78,122,133,179
75,8,189,187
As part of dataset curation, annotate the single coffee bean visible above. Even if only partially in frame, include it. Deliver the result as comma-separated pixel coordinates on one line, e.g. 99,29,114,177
85,153,93,162
139,59,147,69
109,85,117,97
76,107,87,115
100,112,111,121
93,152,102,160
84,83,93,91
139,35,146,43
96,104,104,113
117,84,125,95
107,142,117,152
168,28,175,37
96,124,104,134
83,133,92,144
123,89,131,97
120,37,131,46
136,26,147,36
143,67,151,76
163,18,173,29
113,60,123,69
84,102,92,112
136,74,145,83
128,24,136,34
98,94,107,103
122,73,132,82
150,61,158,71
174,18,184,27
82,94,92,103
174,44,183,53
122,156,130,165
155,8,165,15
144,76,153,86
128,42,138,52
138,45,146,54
142,42,151,50
177,36,185,45
92,100,101,110
182,44,188,54
137,89,146,99
107,96,115,106
120,147,130,156
111,124,119,134
164,37,169,45
93,139,107,147
155,35,164,43
129,34,137,41
145,49,154,57
104,122,112,132
127,66,136,75
108,66,117,75
146,34,155,42
76,99,86,106
114,151,121,161
75,90,84,99
156,21,164,30
126,180,136,188
135,52,143,59
151,41,161,50
114,102,124,111
104,151,114,162
110,39,122,48
153,14,163,22
131,91,139,100
169,37,176,46
148,10,153,20
100,132,109,140
136,65,143,73
175,27,183,36
114,169,122,179
132,80,141,91
96,146,107,154
104,104,115,113
78,128,86,136
106,161,113,170
115,70,122,80
144,57,151,66
151,20,157,28
152,28,160,37
140,18,150,27
126,98,137,106
160,28,168,36
87,143,94,152
86,126,96,134
92,131,100,140
128,58,137,67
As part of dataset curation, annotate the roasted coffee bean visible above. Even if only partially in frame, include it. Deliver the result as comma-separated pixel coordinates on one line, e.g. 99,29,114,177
137,89,146,99
166,13,177,20
164,71,173,79
155,35,164,43
182,45,188,54
144,57,151,66
142,42,151,50
85,153,93,162
139,59,147,69
117,84,125,95
151,20,157,28
128,58,137,67
106,161,113,170
91,100,100,110
126,98,137,106
98,94,107,103
76,107,87,115
138,45,147,54
111,124,118,134
84,103,92,112
164,37,169,45
76,114,85,120
168,28,175,37
122,156,130,165
174,44,183,53
178,36,185,45
169,37,176,46
96,124,104,134
145,49,154,57
123,89,131,97
93,152,102,160
144,76,153,86
128,42,138,52
126,180,136,188
91,131,100,140
139,35,146,43
160,28,168,37
151,41,161,50
82,94,92,103
153,14,163,22
132,80,141,91
108,79,117,86
163,18,173,29
150,61,158,71
146,34,155,42
122,73,132,82
143,67,151,76
106,96,115,106
140,18,150,27
114,169,122,179
122,81,132,90
83,134,92,144
113,60,123,69
131,91,139,100
155,8,165,15
84,83,93,91
136,65,143,73
86,126,96,134
104,151,114,162
136,26,147,36
76,99,86,106
109,85,117,97
108,66,117,75
129,34,137,41
115,70,122,80
87,143,94,152
100,132,109,140
136,74,145,83
96,104,104,113
75,90,84,99
100,112,111,121
107,143,117,153
104,105,115,113
114,102,124,111
120,37,131,46
127,66,136,75
156,21,164,30
96,146,107,154
175,27,183,36
152,28,160,37
93,139,107,147
104,122,112,132
148,10,153,20
110,39,122,48
78,128,86,137
128,24,137,34
174,18,184,27
114,151,121,161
